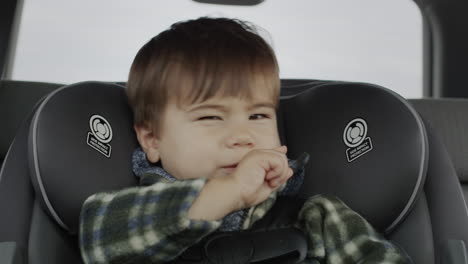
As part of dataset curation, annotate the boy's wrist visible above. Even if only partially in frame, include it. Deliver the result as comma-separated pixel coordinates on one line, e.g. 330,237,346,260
187,175,242,221
214,175,244,212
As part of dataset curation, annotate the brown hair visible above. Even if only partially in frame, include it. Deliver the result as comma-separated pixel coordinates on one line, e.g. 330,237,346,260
127,17,280,134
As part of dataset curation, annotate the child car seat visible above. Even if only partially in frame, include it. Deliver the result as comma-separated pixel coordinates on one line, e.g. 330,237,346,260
0,80,63,167
410,98,468,201
0,80,467,263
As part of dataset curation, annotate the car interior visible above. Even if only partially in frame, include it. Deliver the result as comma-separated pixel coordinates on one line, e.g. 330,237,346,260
2,0,468,264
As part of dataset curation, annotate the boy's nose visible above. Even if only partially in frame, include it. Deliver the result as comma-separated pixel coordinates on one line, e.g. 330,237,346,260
225,129,254,148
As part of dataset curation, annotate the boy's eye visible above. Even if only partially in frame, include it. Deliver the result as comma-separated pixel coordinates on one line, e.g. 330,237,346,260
250,114,269,120
198,116,222,121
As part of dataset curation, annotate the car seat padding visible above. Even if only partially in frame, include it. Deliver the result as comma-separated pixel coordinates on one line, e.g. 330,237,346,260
28,82,139,233
280,82,428,233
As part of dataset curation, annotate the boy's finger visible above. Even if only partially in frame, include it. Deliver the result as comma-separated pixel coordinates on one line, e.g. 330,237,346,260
273,145,287,153
266,156,291,180
265,169,280,180
268,179,279,188
269,177,285,189
266,166,292,185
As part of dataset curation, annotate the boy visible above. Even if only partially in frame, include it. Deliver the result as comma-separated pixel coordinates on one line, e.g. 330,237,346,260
80,17,410,263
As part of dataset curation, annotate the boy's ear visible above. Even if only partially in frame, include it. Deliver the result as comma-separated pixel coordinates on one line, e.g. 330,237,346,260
134,124,160,163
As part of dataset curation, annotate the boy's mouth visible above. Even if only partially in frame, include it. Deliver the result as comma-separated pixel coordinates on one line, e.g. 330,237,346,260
222,163,238,169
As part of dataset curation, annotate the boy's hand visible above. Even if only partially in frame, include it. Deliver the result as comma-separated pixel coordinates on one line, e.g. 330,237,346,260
188,146,293,221
231,146,294,210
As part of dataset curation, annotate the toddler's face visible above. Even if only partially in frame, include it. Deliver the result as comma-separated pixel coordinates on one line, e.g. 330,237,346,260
140,92,281,180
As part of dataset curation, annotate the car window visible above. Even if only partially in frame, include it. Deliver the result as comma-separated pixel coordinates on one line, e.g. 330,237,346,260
11,0,422,98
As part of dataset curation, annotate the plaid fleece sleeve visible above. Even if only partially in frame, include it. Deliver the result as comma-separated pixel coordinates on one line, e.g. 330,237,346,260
79,178,221,264
296,195,411,263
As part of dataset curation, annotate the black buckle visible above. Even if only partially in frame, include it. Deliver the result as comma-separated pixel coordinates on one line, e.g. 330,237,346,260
177,227,307,264
204,233,254,264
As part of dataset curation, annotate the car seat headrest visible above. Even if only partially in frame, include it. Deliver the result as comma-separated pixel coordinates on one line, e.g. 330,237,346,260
28,82,139,234
280,82,428,233
29,81,427,235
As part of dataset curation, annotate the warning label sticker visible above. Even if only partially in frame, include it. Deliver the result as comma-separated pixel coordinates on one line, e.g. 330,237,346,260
346,137,373,162
87,132,112,158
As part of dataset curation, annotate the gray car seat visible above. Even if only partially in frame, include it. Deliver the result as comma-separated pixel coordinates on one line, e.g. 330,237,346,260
0,80,63,166
410,98,468,202
0,80,467,263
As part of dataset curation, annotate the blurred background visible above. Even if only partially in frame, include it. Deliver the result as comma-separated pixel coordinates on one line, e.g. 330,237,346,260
10,0,422,98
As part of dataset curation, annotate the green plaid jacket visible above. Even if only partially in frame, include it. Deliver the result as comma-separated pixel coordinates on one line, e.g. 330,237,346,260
80,174,410,264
